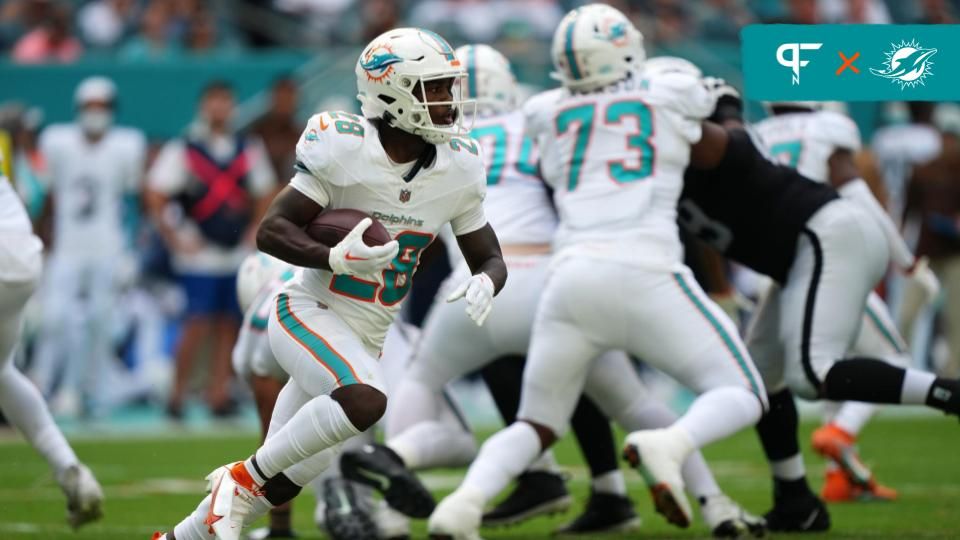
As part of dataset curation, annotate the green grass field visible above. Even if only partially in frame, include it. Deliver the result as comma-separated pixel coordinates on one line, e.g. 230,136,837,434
0,415,958,539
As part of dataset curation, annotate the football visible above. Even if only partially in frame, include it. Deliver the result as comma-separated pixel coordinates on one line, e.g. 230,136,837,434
305,208,392,247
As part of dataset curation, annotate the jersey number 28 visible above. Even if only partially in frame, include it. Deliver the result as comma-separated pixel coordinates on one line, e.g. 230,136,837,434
330,231,432,306
555,100,655,191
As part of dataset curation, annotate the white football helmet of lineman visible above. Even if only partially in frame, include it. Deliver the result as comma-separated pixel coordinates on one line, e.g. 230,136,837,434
356,27,474,144
550,3,645,93
455,44,518,116
236,252,291,313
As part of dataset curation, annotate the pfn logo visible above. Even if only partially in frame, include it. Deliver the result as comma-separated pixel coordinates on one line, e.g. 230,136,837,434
777,43,823,85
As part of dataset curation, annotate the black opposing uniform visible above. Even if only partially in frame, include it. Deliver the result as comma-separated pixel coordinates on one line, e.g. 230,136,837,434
679,128,838,284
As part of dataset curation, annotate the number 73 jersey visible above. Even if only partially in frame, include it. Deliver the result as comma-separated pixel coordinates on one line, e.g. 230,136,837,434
288,111,488,350
524,74,715,269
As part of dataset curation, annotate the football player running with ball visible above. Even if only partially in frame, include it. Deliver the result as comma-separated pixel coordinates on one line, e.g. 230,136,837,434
153,27,506,540
428,5,769,539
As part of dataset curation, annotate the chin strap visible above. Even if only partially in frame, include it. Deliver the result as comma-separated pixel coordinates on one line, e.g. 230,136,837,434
402,144,437,182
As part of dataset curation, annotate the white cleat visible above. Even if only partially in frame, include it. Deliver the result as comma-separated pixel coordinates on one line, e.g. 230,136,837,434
58,463,104,529
700,494,767,538
623,428,694,529
204,463,263,540
375,500,411,539
428,488,485,540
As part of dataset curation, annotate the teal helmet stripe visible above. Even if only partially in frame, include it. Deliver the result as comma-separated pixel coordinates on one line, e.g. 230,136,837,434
467,45,478,99
420,28,456,62
564,14,583,80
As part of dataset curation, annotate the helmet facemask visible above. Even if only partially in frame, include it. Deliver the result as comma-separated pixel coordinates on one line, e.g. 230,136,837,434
401,70,475,144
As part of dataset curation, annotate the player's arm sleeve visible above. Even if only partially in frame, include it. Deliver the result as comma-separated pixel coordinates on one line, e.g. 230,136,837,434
246,136,279,197
288,114,334,208
839,178,915,270
147,140,187,195
450,163,489,236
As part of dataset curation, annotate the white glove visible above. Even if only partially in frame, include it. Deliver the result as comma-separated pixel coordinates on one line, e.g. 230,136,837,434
327,218,399,277
906,256,941,307
446,272,495,326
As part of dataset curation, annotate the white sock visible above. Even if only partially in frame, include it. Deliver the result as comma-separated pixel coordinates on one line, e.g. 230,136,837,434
461,422,542,501
770,454,806,481
282,444,342,486
901,369,937,404
251,395,360,481
675,387,762,448
682,452,722,499
591,470,627,496
832,401,877,436
388,420,476,470
821,400,840,424
0,361,78,474
527,449,561,474
385,377,440,439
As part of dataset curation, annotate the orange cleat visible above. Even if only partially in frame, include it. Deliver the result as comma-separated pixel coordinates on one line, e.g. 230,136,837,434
150,533,166,540
821,469,897,502
812,424,897,502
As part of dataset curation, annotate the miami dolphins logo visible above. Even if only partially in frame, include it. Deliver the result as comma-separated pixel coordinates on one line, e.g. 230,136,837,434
361,43,403,82
870,39,937,90
595,18,628,46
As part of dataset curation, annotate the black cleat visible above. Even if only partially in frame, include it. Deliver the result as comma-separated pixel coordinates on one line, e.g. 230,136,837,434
322,477,378,540
763,494,830,533
482,471,573,527
554,491,641,535
340,443,435,518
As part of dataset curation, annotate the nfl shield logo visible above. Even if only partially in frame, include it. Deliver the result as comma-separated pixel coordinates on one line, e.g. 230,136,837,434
399,189,411,203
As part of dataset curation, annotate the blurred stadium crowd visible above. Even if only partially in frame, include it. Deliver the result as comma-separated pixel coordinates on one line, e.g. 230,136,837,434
2,0,959,61
1,0,960,425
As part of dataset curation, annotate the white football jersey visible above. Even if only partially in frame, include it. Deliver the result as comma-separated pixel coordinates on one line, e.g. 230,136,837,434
524,73,714,269
0,155,32,234
288,111,488,349
472,110,556,246
754,110,861,183
39,124,146,255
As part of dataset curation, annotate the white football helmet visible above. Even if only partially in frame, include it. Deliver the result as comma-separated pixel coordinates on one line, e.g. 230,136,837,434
642,56,702,78
356,27,474,144
550,3,645,93
455,44,518,116
236,252,291,313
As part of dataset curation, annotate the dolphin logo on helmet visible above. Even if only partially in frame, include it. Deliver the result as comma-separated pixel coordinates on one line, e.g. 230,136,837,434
360,44,404,82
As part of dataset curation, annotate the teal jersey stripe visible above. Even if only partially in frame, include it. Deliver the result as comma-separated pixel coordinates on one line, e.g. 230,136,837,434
467,45,478,100
674,273,761,396
865,305,906,355
276,294,360,386
564,16,582,80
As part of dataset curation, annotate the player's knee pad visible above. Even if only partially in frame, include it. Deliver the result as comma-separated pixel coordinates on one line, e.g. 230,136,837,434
262,473,302,506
